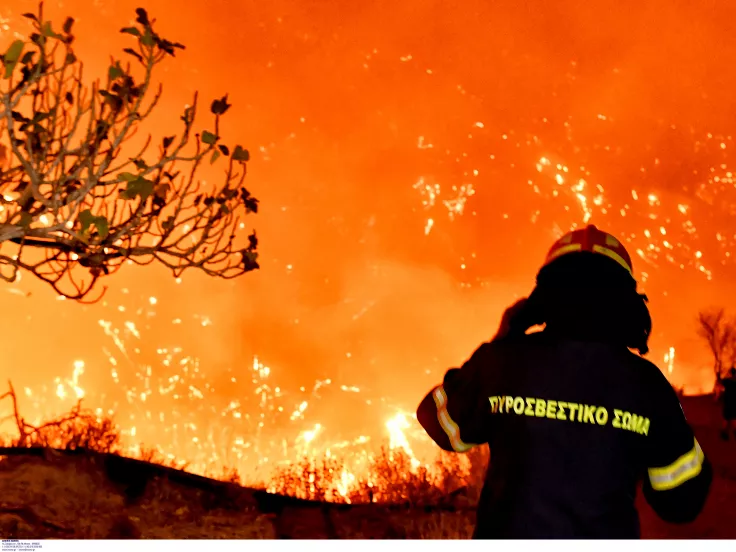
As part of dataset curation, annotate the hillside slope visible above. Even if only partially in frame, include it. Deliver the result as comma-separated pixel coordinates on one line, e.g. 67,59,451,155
0,395,734,539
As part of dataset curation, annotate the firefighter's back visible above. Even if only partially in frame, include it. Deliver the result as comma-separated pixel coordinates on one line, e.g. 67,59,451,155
477,333,673,538
417,227,712,539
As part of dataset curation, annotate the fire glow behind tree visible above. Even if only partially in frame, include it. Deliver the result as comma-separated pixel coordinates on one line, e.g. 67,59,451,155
1,0,736,481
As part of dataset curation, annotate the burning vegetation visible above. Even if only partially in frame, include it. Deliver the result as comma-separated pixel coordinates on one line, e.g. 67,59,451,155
1,382,735,539
0,0,736,537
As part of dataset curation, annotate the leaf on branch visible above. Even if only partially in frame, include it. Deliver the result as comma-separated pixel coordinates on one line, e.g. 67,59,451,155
218,144,230,156
118,172,138,181
63,17,75,34
244,197,259,214
232,145,250,162
99,89,123,111
3,40,25,79
123,48,143,63
96,218,110,240
41,21,61,39
242,250,259,271
162,135,175,149
132,158,148,171
79,209,110,240
78,210,94,234
180,106,194,125
120,176,154,200
108,63,124,80
32,111,51,124
201,131,218,145
156,39,185,56
210,150,221,164
11,111,28,123
20,51,35,65
211,95,231,115
120,26,141,37
135,8,150,26
21,13,38,22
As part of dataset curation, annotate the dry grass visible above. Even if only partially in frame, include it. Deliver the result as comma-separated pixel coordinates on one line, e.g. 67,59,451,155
0,454,125,538
0,453,275,538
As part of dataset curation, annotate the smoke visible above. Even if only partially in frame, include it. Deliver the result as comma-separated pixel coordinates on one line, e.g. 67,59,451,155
2,0,736,444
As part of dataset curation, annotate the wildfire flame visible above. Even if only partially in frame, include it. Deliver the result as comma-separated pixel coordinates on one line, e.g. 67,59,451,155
0,0,728,494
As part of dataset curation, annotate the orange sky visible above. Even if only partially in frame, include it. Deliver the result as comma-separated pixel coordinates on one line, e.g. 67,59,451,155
1,0,736,467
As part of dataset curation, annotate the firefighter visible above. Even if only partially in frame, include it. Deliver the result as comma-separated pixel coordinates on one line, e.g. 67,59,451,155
417,225,712,538
720,367,736,440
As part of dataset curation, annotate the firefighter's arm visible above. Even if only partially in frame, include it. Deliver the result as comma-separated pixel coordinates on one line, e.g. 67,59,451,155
416,344,491,453
642,380,712,524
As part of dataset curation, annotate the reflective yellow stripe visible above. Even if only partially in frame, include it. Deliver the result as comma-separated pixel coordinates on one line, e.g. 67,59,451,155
604,234,621,247
648,439,704,491
591,244,632,274
546,243,582,262
432,386,477,452
546,242,633,274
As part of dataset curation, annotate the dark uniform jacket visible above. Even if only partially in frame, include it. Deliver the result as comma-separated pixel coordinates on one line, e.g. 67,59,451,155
417,332,712,539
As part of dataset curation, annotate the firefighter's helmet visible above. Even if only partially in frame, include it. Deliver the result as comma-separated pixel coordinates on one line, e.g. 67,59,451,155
544,225,633,275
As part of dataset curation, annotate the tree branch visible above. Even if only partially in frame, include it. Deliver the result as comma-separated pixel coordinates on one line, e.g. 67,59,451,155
0,4,259,301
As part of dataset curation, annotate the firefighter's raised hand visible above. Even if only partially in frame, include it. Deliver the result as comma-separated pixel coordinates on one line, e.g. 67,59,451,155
492,298,538,341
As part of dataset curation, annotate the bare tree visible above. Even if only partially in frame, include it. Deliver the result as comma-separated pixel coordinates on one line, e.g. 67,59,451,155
0,4,259,302
697,308,736,389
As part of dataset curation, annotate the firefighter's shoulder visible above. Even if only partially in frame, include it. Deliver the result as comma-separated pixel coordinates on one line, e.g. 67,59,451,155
624,350,678,394
620,350,687,428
